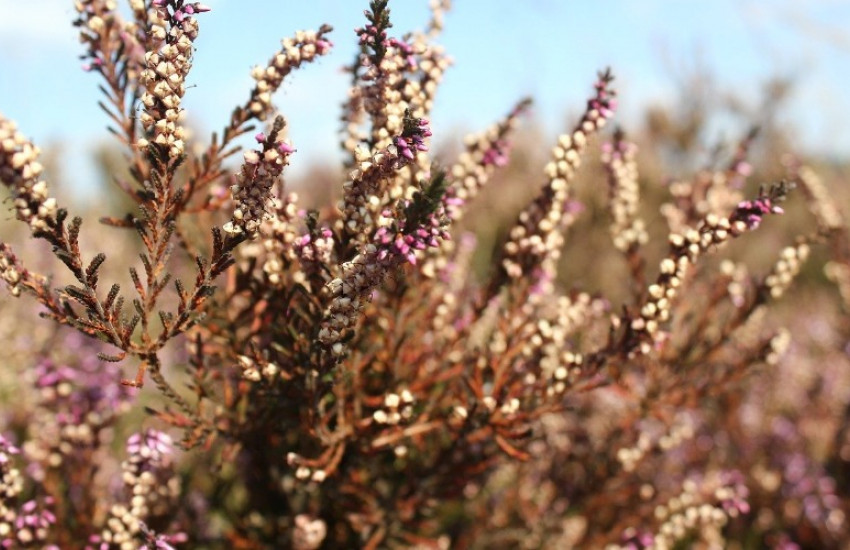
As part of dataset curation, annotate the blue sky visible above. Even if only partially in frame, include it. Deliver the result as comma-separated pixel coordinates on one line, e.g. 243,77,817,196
0,1,848,193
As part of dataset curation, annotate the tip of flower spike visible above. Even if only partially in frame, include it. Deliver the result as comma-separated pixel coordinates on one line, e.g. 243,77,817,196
187,3,212,14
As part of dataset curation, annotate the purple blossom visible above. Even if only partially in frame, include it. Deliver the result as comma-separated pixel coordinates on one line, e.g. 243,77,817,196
139,522,188,550
127,429,174,460
734,161,752,177
0,434,20,458
33,346,136,426
733,196,784,229
372,203,447,266
153,1,211,23
357,24,388,49
728,181,793,230
316,39,333,54
619,528,654,550
591,79,617,117
388,37,417,70
481,139,511,167
395,116,432,164
565,199,585,215
295,226,334,267
0,496,56,548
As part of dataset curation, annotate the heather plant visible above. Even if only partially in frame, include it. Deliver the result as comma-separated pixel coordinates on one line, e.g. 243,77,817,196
2,1,850,549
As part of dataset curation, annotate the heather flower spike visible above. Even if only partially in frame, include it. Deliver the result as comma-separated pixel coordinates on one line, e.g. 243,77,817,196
224,116,294,239
137,0,211,159
602,128,648,255
731,180,794,230
498,68,616,283
319,113,441,363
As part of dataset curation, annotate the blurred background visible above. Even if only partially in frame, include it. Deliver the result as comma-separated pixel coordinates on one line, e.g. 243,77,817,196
0,0,848,197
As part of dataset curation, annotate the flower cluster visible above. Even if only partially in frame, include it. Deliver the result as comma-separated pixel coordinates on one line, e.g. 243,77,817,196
636,472,749,550
0,115,58,233
443,98,531,221
730,182,792,230
372,390,415,425
0,435,24,538
258,192,301,286
338,112,433,244
400,36,451,122
247,27,334,120
602,131,648,253
291,514,327,550
223,120,296,238
2,498,57,549
616,414,697,473
762,241,810,300
0,435,57,549
293,225,335,284
355,1,398,149
373,204,446,266
237,354,282,384
22,341,136,479
394,116,432,161
0,244,23,298
137,1,211,158
319,125,443,361
318,219,440,358
74,0,147,79
500,69,616,280
87,430,181,549
625,181,792,355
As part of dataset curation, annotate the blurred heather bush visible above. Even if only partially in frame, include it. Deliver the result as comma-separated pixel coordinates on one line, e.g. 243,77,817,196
1,1,850,548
